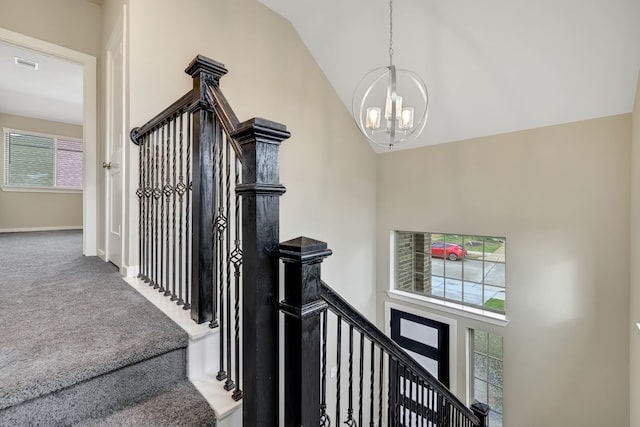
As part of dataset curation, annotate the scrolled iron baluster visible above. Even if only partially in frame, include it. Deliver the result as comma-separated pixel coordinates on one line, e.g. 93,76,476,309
215,127,227,382
170,117,178,301
358,332,364,427
336,316,342,426
183,112,192,310
231,155,243,401
144,133,152,284
176,113,186,306
224,137,233,391
369,341,374,427
136,133,144,280
378,350,383,427
320,309,331,427
158,124,166,294
153,130,161,290
163,120,173,297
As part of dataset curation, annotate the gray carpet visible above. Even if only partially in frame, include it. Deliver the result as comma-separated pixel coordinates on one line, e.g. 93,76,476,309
0,230,216,425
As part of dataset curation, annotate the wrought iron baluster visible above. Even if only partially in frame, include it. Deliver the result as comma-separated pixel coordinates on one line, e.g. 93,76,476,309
378,350,383,427
336,316,342,426
144,132,152,284
158,124,166,294
153,130,161,290
171,117,178,301
163,120,173,297
184,112,192,310
409,370,414,427
358,332,364,427
402,365,407,427
346,325,355,426
209,120,220,329
224,137,233,391
320,309,330,427
136,134,144,280
215,125,227,382
176,113,186,306
369,341,375,427
231,155,243,401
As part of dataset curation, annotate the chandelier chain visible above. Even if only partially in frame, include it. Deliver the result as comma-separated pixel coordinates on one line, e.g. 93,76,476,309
388,0,394,65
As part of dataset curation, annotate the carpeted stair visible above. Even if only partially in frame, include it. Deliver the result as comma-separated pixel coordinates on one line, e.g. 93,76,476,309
0,231,217,426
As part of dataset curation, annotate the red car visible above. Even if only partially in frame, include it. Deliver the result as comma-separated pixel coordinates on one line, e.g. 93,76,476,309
431,242,467,261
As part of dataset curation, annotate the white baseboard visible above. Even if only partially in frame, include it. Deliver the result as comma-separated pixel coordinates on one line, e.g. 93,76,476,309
0,226,83,233
98,249,107,261
122,264,139,278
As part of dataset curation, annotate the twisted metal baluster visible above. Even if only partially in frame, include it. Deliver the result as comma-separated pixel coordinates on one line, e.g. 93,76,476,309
231,155,243,401
409,371,414,427
224,137,234,391
320,310,331,427
209,120,220,329
358,333,364,427
163,120,173,297
215,126,227,381
136,133,144,280
402,365,407,427
369,341,375,427
144,132,152,283
336,316,342,426
153,130,161,290
171,117,178,301
176,113,186,306
158,124,166,294
345,325,356,427
378,351,383,427
183,112,192,310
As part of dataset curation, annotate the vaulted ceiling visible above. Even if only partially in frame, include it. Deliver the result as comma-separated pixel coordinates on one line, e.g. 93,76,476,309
259,0,640,151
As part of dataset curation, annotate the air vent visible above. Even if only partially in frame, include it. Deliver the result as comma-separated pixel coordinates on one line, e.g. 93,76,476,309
14,57,38,70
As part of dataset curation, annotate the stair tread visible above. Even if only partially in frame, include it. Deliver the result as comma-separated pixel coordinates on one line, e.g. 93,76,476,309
0,231,189,413
74,380,217,427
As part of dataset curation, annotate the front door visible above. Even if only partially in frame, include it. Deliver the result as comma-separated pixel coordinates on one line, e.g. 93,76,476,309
390,308,450,387
105,17,125,267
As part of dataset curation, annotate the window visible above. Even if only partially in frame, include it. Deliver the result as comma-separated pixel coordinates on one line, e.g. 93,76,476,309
3,129,83,190
471,329,503,427
394,232,506,313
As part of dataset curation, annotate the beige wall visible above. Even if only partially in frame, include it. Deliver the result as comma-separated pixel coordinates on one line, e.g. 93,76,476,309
126,0,377,315
630,70,640,427
0,0,101,57
377,115,631,426
0,113,83,230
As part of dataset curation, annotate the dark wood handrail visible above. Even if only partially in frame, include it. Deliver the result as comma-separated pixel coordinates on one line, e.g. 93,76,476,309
319,281,482,425
204,82,242,159
133,91,194,141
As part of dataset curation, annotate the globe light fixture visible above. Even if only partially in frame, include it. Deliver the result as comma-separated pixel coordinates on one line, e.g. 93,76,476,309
352,0,429,150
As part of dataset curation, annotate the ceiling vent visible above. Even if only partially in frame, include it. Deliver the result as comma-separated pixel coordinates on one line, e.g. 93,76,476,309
14,57,38,70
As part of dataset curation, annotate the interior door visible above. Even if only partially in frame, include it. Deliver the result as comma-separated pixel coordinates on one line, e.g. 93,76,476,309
105,19,124,268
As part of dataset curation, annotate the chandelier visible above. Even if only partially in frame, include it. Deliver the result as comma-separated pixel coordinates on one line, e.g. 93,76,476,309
352,0,429,150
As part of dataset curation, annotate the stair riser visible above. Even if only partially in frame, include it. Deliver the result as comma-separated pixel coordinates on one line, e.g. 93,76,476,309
0,348,186,426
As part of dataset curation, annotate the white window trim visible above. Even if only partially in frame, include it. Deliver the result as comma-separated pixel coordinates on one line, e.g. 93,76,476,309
388,289,509,327
3,127,84,193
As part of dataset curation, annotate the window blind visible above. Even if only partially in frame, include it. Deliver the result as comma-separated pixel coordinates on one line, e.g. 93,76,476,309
3,130,83,190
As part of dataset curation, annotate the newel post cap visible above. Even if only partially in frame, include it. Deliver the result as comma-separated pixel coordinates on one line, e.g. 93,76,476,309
185,55,228,81
279,236,332,264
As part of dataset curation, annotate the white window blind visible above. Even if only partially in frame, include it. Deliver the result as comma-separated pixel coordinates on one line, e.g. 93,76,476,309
3,129,83,190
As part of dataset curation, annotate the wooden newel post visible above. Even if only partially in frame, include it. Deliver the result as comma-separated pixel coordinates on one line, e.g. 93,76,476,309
471,400,491,427
234,118,290,427
279,237,333,427
185,55,227,323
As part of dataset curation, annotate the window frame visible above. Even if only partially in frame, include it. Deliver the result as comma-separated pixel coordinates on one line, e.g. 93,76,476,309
390,230,507,323
470,329,504,427
2,128,84,194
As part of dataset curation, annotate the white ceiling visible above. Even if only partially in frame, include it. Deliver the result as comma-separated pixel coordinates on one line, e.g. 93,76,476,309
0,42,83,126
259,0,640,151
1,1,637,145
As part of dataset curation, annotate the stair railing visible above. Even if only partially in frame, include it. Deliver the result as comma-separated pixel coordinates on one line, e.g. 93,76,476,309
131,55,289,424
279,236,491,427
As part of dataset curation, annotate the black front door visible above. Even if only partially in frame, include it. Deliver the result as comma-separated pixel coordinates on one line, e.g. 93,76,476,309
390,308,450,387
